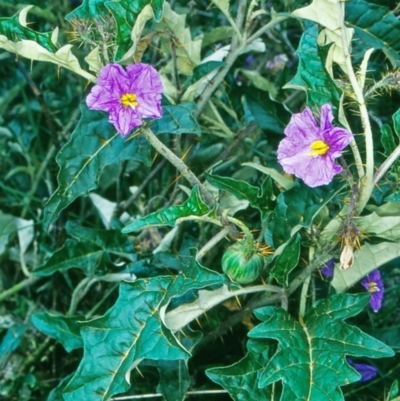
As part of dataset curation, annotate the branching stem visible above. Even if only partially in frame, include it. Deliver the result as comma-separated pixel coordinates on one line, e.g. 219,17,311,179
141,128,215,206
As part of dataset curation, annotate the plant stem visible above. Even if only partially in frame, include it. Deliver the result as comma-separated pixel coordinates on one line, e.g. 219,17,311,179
141,127,215,206
337,2,374,213
0,276,40,303
196,227,230,262
299,274,311,318
196,12,288,116
225,215,253,242
299,247,314,317
373,144,400,185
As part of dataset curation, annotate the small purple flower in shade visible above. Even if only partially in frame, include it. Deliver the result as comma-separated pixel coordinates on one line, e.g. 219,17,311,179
320,258,335,278
277,104,354,187
244,55,254,70
347,358,378,382
86,63,163,137
361,270,384,312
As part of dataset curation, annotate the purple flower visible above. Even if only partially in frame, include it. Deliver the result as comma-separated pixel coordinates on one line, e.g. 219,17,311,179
320,258,335,278
347,359,378,382
361,270,384,313
244,55,254,70
86,63,163,136
277,104,353,187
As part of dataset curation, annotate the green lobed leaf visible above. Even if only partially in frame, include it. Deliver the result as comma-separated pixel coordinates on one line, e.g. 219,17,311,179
149,103,202,135
0,6,57,52
205,173,272,221
269,232,301,286
380,124,396,157
346,0,400,68
249,294,394,401
122,186,209,233
31,313,83,352
332,242,400,293
43,103,151,231
33,239,104,276
284,25,341,111
62,277,187,401
206,338,272,401
62,258,226,400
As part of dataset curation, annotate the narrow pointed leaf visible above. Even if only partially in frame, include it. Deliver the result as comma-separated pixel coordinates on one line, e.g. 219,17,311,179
43,104,150,230
249,294,394,401
122,186,209,233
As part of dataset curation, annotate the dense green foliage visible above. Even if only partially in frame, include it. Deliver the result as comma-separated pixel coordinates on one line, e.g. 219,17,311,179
1,0,400,400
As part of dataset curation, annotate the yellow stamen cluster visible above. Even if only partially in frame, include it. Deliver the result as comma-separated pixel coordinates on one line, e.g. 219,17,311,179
121,93,138,108
367,282,380,293
309,140,329,156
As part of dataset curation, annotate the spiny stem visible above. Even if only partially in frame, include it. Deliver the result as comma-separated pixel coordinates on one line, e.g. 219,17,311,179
141,128,215,206
337,2,374,213
196,227,230,262
225,215,253,242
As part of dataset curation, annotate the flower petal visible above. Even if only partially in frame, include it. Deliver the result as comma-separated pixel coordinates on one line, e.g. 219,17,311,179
284,107,320,141
324,127,354,154
86,84,120,113
126,63,163,94
319,103,334,132
109,107,143,137
96,63,129,94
